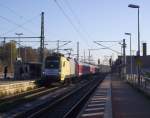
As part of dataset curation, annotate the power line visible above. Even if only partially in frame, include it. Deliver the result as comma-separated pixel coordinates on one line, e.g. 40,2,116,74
54,0,90,47
0,14,40,36
0,3,23,19
0,15,35,35
62,0,121,59
96,40,122,48
0,3,40,26
94,41,121,54
96,41,120,42
62,0,92,47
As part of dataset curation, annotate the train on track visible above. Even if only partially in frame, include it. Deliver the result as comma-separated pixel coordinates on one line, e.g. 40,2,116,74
38,53,100,86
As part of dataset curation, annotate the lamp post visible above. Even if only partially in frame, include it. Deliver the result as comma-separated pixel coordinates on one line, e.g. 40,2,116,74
128,4,140,85
128,4,140,55
125,33,132,77
15,33,23,58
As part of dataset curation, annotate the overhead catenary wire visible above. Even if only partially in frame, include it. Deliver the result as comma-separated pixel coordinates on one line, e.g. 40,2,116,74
62,0,122,58
60,0,120,60
54,0,90,47
0,3,73,51
62,0,93,47
0,3,23,19
60,0,116,63
0,14,40,36
61,0,118,58
94,41,121,54
0,15,36,35
0,3,41,35
95,40,122,48
96,41,120,42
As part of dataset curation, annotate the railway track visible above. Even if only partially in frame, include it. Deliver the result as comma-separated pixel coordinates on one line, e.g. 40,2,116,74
1,79,90,118
0,85,64,113
0,87,45,103
14,75,105,118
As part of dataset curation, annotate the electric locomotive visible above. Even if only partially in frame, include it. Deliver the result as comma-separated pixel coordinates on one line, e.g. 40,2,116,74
39,53,99,86
42,53,76,83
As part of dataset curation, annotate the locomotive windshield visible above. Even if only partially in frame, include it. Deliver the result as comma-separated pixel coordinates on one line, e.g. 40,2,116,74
45,60,59,69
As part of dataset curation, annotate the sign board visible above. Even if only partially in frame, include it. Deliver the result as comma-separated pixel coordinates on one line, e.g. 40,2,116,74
135,56,142,65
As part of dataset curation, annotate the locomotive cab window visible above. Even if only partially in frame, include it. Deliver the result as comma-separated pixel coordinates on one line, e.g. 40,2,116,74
45,60,59,69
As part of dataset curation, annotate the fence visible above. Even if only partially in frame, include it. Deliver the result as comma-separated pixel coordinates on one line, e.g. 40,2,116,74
126,74,150,95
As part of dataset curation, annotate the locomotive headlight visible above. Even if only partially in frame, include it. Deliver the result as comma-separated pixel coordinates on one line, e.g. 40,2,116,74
42,71,46,75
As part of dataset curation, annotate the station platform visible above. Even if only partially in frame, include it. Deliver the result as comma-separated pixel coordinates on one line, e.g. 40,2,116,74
0,80,32,85
77,75,112,118
112,74,150,118
0,80,36,97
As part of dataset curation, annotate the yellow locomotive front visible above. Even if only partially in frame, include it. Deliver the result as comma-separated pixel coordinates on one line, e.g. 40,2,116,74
43,53,71,83
59,56,70,82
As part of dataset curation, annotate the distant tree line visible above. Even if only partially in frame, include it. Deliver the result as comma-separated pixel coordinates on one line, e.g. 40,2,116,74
0,41,50,73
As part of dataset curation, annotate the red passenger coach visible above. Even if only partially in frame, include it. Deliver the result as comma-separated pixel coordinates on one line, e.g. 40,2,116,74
90,65,95,73
74,59,99,78
77,62,94,76
77,64,82,76
82,64,90,75
90,65,99,74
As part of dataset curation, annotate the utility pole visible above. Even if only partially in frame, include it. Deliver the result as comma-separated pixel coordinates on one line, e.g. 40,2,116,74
10,40,13,72
3,37,6,44
50,40,71,53
77,42,79,62
122,39,126,80
15,33,23,59
88,49,91,63
57,40,60,53
3,37,6,65
40,12,44,64
84,50,86,63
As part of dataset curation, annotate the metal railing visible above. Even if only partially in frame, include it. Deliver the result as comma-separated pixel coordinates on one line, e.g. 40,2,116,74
126,74,150,94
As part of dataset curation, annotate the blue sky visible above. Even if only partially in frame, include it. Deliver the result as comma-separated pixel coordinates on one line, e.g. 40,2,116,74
0,0,149,64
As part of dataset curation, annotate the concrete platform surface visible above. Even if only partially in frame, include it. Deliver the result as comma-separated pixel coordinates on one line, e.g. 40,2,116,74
0,80,34,85
77,75,112,118
0,80,36,96
112,74,150,118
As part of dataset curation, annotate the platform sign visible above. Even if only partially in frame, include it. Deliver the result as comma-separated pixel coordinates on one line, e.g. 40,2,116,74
135,56,142,66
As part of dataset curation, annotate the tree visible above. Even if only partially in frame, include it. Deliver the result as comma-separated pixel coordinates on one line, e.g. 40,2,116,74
20,47,39,62
0,41,17,72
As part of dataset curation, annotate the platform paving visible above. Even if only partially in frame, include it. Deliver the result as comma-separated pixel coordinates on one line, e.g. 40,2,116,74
0,80,35,96
112,74,150,118
77,75,112,118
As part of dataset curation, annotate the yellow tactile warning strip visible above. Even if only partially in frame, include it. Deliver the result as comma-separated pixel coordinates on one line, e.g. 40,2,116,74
78,76,111,118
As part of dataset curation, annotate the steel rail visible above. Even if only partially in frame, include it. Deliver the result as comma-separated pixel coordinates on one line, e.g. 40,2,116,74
23,76,104,118
0,85,64,113
63,78,102,118
0,87,45,103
